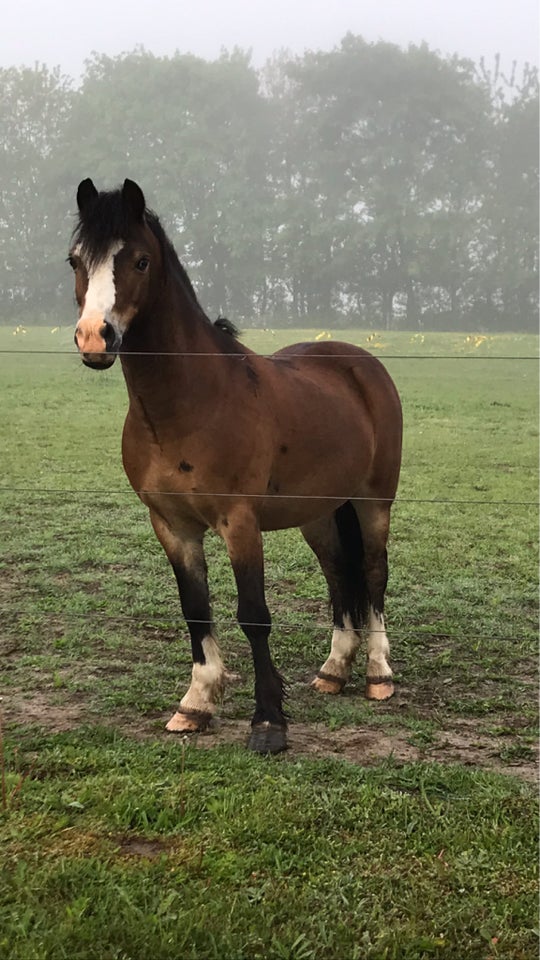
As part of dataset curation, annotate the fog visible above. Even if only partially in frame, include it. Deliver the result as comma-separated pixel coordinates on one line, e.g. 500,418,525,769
0,0,537,331
0,0,538,76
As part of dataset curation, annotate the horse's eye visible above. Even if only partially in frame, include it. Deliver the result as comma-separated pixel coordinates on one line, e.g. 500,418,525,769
135,256,150,273
67,255,77,271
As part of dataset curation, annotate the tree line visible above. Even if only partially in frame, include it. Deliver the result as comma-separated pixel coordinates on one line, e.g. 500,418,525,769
0,37,537,330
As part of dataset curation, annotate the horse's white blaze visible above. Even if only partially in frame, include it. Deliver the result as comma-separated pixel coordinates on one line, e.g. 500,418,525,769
319,613,360,681
366,607,392,679
180,635,225,715
80,241,123,328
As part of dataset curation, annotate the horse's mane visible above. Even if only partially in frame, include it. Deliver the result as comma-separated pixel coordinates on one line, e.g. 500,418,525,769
72,188,238,338
214,316,239,337
145,211,203,311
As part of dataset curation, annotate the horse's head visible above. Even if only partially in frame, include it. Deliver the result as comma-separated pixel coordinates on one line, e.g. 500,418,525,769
70,178,161,369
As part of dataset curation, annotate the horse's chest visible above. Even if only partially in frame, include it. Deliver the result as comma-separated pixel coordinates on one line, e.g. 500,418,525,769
122,416,185,496
125,452,215,531
121,422,233,531
123,436,190,495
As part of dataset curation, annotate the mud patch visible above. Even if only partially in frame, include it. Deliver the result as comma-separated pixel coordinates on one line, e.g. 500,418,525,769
115,837,170,860
3,690,85,732
3,690,537,782
184,717,419,763
185,717,538,781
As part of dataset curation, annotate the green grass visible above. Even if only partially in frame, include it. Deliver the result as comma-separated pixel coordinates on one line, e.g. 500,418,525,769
1,727,537,960
0,326,538,958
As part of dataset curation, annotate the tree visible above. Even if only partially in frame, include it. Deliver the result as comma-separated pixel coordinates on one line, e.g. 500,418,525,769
267,37,494,328
0,64,73,319
0,43,536,331
62,49,272,320
474,64,539,329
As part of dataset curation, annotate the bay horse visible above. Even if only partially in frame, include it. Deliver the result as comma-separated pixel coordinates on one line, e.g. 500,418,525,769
69,178,402,754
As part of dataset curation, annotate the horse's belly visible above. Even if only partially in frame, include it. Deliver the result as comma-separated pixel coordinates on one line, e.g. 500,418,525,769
257,450,370,530
258,494,345,531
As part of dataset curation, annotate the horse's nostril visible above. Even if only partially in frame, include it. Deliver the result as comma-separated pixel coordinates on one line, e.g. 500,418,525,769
101,322,117,351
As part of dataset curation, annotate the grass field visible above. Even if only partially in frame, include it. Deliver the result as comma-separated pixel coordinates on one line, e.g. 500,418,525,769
1,326,538,959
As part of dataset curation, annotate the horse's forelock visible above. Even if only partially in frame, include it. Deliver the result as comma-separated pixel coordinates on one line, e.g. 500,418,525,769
73,190,136,267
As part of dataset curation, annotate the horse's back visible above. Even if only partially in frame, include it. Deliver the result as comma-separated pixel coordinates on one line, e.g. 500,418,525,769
273,340,372,360
271,340,401,426
274,339,390,375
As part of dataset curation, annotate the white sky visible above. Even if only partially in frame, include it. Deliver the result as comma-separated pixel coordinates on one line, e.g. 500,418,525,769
1,0,537,78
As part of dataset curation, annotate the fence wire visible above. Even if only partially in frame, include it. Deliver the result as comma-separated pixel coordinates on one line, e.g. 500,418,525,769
1,348,538,360
2,607,536,645
0,486,536,506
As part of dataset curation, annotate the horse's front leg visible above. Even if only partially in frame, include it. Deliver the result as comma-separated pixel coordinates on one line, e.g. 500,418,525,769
221,508,287,754
149,511,227,733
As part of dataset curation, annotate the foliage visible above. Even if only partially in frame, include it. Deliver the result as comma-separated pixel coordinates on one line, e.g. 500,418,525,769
0,42,537,329
0,64,74,318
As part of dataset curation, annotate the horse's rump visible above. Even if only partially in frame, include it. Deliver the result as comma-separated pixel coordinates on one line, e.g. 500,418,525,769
248,340,402,530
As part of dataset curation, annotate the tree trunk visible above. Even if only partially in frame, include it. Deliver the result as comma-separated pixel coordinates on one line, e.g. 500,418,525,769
448,281,461,329
382,288,394,331
405,278,419,329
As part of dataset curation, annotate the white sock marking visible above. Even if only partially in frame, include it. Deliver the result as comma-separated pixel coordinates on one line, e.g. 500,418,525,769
180,635,225,715
366,608,392,679
319,613,360,681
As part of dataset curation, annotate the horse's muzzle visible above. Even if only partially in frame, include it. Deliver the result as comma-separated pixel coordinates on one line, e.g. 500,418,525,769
81,352,118,370
75,318,122,370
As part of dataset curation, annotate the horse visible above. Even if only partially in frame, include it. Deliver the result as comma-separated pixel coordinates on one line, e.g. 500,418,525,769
69,178,402,754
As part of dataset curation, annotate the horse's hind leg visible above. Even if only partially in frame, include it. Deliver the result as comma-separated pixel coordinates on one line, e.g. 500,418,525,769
149,511,227,733
352,500,394,701
301,513,361,695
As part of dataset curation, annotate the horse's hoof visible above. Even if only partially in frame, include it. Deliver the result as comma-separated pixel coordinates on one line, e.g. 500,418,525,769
165,709,212,733
248,722,288,754
365,679,395,701
311,672,344,695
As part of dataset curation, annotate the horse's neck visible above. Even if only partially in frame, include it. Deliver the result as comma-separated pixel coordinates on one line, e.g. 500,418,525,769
120,288,223,427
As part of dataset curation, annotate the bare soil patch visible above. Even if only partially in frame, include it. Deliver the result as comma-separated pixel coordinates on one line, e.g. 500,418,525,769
4,691,86,732
187,717,538,782
4,688,537,782
115,837,170,860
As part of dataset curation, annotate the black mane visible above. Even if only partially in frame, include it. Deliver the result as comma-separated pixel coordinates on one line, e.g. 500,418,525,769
145,211,203,312
214,316,239,337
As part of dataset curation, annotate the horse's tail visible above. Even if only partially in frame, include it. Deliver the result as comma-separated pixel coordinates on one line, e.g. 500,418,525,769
333,500,370,629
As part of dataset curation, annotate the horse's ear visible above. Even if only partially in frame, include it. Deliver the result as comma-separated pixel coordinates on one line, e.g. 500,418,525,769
77,178,98,212
122,179,146,221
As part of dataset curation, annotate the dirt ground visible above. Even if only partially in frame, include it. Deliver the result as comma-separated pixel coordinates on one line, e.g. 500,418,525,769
4,688,538,783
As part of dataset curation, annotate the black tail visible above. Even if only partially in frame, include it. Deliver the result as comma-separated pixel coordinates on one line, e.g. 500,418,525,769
332,501,370,630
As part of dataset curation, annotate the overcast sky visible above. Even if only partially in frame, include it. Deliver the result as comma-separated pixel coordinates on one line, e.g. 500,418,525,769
1,0,537,78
